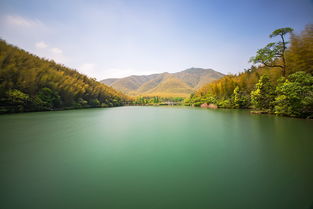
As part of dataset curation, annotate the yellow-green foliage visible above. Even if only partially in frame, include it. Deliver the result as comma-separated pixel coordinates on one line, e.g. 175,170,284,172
0,40,129,113
195,66,282,99
187,24,313,118
286,24,313,75
193,25,313,101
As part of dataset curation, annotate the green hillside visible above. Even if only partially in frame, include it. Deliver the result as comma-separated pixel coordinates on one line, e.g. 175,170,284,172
186,25,313,118
0,40,129,113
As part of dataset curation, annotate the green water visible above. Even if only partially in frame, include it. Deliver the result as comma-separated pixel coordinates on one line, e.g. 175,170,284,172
0,106,313,209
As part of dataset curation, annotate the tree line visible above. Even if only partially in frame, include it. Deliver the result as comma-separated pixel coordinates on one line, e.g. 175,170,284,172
185,24,313,118
0,40,129,113
133,96,184,105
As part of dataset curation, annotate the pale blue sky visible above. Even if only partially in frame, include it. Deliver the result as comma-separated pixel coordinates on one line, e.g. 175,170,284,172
0,0,312,79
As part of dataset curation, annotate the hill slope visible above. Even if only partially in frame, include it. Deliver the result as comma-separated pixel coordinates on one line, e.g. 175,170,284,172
186,24,313,118
0,40,128,113
101,68,224,97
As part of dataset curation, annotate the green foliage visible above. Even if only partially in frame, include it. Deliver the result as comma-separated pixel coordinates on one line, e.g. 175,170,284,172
249,42,284,68
250,27,294,76
0,40,129,113
250,75,275,110
77,98,88,107
89,99,101,107
217,99,232,108
232,86,250,108
6,89,29,104
286,24,313,75
4,89,29,112
37,88,61,109
274,72,313,118
187,25,312,118
134,96,184,105
269,27,294,38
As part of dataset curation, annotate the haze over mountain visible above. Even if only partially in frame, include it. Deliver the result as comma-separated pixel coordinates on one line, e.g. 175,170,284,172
101,68,224,97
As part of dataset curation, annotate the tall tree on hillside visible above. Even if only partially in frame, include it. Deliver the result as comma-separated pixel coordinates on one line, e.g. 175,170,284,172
250,27,294,77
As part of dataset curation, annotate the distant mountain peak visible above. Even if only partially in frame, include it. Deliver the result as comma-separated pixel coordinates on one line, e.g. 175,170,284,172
184,67,207,71
182,67,219,73
101,68,224,97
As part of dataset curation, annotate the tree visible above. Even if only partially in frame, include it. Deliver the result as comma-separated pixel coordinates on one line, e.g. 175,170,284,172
250,27,294,76
6,89,29,104
89,99,100,107
0,40,128,113
286,24,313,75
186,25,312,118
232,86,250,108
5,89,29,112
274,71,313,118
251,75,275,110
36,87,61,109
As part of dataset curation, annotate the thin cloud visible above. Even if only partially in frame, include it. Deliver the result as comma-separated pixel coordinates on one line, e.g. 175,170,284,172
103,68,158,79
5,15,42,27
78,63,98,78
49,47,66,63
33,41,66,63
79,63,95,71
51,47,63,54
35,41,48,49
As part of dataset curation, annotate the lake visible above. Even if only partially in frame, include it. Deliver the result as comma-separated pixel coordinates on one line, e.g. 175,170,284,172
0,106,313,209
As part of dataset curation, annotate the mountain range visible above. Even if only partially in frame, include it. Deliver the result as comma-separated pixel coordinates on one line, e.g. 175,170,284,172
101,68,224,97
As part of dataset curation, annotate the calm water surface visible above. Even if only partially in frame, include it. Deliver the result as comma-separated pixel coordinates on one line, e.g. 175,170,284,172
0,106,313,209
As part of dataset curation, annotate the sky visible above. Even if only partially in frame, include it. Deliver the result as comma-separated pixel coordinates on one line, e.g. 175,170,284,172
0,0,312,80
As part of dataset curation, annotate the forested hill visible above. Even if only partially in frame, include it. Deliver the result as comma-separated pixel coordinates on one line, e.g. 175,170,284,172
101,68,224,97
186,25,313,118
0,40,129,113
